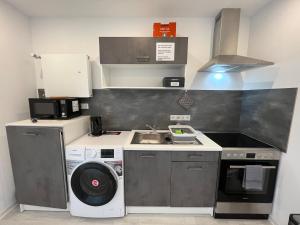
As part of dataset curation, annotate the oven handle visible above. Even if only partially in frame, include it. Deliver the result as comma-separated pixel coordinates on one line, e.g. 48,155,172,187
229,165,276,169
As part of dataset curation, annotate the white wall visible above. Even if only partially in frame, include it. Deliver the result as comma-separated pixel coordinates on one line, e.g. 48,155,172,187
0,0,36,216
245,1,300,224
30,16,249,90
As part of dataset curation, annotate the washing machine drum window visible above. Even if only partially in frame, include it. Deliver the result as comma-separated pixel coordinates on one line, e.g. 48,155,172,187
71,162,117,206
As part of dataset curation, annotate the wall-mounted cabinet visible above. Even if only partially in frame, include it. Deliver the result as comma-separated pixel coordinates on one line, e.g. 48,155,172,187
41,54,92,97
99,37,188,89
99,37,188,64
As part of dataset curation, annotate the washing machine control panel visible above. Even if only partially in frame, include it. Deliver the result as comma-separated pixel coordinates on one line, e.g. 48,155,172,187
85,148,97,158
65,147,85,161
66,146,123,176
85,147,123,160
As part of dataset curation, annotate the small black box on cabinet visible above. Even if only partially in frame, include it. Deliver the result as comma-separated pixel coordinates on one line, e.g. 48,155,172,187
163,77,185,88
289,214,300,225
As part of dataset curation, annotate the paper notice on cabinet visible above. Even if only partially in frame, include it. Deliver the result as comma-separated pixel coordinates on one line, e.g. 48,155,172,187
156,42,175,61
72,101,79,112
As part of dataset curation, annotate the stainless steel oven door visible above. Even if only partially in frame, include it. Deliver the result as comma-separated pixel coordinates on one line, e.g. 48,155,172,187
217,160,279,203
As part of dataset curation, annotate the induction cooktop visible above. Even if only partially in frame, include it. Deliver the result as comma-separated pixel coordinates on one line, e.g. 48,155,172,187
203,132,272,148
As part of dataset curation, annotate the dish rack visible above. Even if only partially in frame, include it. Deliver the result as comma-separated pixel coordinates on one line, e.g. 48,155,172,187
168,125,198,143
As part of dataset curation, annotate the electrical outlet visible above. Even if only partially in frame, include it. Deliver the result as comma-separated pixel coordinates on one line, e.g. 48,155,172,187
81,103,89,110
170,115,191,121
183,115,191,121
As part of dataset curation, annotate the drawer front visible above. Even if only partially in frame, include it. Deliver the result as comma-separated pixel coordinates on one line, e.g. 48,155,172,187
171,151,219,162
171,161,219,207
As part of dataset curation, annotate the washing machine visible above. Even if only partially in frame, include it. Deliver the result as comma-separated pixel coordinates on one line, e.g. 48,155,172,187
66,142,125,218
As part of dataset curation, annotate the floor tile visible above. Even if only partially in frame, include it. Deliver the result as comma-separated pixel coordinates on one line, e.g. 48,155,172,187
0,210,271,225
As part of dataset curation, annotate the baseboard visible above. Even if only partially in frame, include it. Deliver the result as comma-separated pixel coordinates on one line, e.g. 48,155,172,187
126,206,213,215
0,204,17,220
20,204,70,212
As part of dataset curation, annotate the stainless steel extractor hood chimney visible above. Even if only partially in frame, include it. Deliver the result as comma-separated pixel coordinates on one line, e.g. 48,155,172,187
198,8,274,73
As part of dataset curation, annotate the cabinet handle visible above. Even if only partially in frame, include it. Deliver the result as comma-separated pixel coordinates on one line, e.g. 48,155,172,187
139,154,156,158
188,154,203,158
187,166,203,171
23,132,40,136
59,131,68,202
229,165,276,169
136,56,150,62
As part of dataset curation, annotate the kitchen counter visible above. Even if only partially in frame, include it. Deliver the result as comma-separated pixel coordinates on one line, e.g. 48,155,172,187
6,116,90,145
6,116,90,128
67,131,131,147
124,130,222,151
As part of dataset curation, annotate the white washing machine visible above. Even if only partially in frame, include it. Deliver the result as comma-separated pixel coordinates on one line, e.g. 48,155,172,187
66,136,126,218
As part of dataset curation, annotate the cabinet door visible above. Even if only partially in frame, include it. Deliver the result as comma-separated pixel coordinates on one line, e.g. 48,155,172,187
171,161,218,207
6,126,67,209
124,151,171,206
99,37,150,64
99,37,188,64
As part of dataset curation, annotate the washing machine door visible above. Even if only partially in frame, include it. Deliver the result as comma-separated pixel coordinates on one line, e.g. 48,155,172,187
71,162,117,206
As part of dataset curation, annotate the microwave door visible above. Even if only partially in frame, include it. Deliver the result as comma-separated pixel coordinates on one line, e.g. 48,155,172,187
30,100,60,119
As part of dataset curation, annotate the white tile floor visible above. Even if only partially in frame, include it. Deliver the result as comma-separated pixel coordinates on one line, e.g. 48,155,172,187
0,209,271,225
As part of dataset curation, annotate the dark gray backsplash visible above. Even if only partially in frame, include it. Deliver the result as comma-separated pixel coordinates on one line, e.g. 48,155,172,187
82,89,242,132
240,88,297,152
81,88,297,152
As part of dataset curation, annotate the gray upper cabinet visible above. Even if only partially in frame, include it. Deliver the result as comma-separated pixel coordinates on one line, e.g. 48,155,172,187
170,161,219,207
6,126,67,209
99,37,188,64
124,151,171,206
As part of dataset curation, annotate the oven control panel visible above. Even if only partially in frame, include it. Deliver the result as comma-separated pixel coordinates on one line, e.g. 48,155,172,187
222,149,281,160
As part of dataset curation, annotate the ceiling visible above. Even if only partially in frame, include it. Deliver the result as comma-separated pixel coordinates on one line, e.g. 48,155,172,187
6,0,273,17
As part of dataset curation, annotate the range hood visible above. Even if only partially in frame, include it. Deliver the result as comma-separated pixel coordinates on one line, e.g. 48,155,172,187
199,8,274,73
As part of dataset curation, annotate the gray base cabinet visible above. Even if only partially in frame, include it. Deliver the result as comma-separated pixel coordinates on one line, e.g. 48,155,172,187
6,126,67,209
124,150,220,207
170,161,219,207
124,151,171,206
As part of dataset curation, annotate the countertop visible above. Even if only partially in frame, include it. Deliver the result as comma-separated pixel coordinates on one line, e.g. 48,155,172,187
6,116,91,145
124,130,222,151
6,116,90,128
66,130,222,152
67,131,131,148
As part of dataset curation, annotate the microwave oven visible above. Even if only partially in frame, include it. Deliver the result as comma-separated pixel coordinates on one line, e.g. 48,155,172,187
29,98,81,120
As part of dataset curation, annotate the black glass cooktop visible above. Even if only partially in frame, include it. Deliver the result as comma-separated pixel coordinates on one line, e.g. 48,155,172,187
203,132,272,148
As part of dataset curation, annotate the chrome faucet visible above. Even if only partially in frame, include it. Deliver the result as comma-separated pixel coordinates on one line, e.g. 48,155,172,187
145,124,158,134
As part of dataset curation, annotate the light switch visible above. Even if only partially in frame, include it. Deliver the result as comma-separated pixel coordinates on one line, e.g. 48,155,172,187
81,103,89,110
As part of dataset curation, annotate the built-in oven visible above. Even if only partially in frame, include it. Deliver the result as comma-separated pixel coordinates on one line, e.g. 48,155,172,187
218,160,278,203
214,149,281,219
203,132,282,219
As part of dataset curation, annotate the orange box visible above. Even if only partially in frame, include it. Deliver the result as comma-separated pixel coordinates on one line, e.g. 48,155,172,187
153,22,176,37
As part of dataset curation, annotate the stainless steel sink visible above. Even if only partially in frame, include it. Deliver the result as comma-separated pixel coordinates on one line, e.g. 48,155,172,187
131,132,171,144
131,131,202,145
